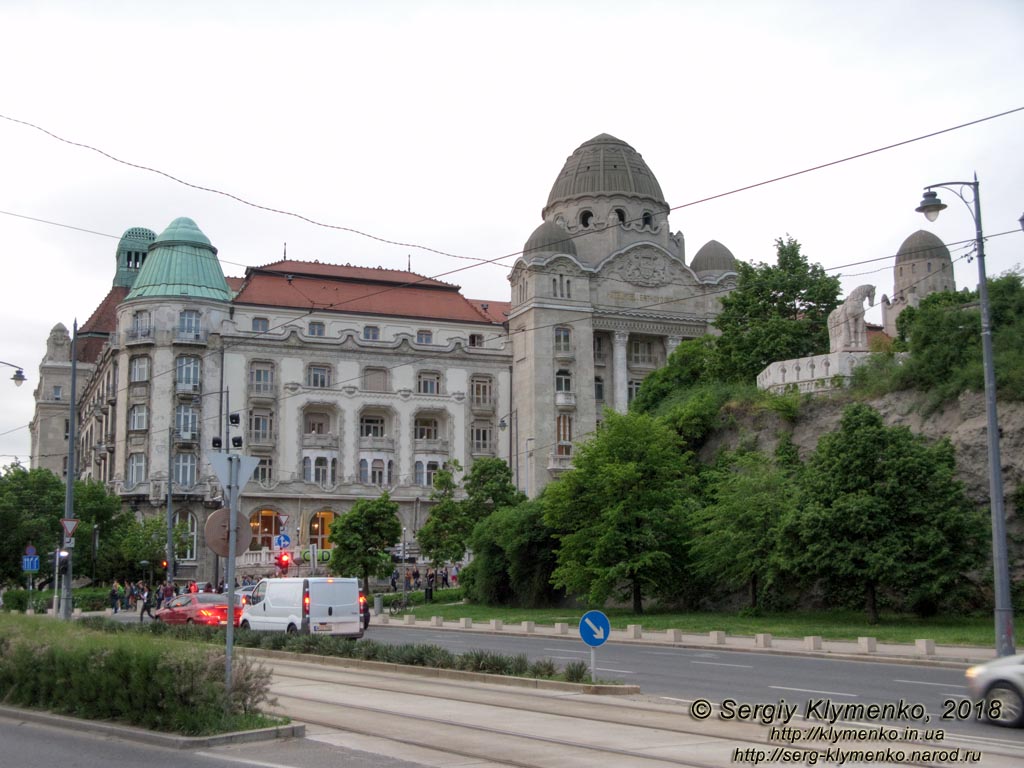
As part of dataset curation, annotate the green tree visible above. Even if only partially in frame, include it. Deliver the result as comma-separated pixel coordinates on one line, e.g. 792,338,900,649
415,460,466,566
782,403,985,622
544,410,693,614
630,336,720,414
461,457,526,520
0,465,127,586
110,515,190,583
690,451,796,609
713,236,840,382
327,492,402,592
464,495,561,607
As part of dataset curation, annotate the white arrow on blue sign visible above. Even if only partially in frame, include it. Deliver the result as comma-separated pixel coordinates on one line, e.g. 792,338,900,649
579,609,610,648
274,534,291,550
22,555,39,572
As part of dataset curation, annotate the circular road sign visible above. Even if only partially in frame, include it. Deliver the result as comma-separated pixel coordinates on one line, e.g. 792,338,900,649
204,507,254,558
274,533,291,549
579,609,610,648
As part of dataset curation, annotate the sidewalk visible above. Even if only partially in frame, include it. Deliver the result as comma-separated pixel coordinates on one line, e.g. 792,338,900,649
373,611,997,667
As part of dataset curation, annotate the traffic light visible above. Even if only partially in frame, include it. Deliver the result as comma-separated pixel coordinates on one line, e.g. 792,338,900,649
160,559,169,570
275,551,291,575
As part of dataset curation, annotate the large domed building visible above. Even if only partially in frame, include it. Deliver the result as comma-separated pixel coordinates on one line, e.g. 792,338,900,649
507,134,738,492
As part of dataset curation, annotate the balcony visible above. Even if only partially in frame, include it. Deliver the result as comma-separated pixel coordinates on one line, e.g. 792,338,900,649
174,429,200,445
302,432,337,449
248,382,277,401
548,449,573,472
125,327,154,346
105,386,117,405
358,435,395,452
470,396,496,413
628,354,664,370
554,391,576,409
471,440,496,456
174,329,208,345
413,438,450,454
128,381,149,399
248,430,277,448
554,345,575,362
175,381,202,397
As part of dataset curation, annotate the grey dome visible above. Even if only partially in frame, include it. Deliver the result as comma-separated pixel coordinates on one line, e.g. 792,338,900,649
896,230,950,265
524,220,577,258
545,134,666,211
691,240,737,273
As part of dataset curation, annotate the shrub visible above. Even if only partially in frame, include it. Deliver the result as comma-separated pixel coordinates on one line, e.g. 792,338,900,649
528,658,557,678
563,660,590,683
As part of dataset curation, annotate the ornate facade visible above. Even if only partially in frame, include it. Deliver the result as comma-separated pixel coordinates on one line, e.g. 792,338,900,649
32,134,741,583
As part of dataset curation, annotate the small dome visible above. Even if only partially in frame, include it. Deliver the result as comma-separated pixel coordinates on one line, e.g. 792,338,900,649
545,134,666,212
524,221,578,258
118,226,157,252
691,240,737,273
896,230,950,264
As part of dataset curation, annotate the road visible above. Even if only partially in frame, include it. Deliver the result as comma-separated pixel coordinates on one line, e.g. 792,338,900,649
365,625,1024,751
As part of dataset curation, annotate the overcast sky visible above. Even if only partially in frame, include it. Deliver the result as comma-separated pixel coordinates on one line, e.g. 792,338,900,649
1,0,1022,466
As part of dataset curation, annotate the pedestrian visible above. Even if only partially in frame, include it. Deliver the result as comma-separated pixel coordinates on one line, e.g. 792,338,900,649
426,569,435,602
412,566,421,590
451,563,460,588
139,583,155,622
109,580,121,613
162,580,175,609
441,567,449,589
390,569,398,592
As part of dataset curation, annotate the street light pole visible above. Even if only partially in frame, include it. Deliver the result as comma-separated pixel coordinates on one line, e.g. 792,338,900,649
916,176,1015,657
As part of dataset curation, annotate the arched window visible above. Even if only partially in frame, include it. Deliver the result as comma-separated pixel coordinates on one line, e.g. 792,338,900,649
580,210,593,228
249,510,281,551
414,461,424,486
614,208,626,224
642,212,653,228
371,459,385,485
309,511,335,551
359,459,369,483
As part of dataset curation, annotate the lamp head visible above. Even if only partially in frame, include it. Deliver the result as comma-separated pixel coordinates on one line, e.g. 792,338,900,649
11,368,26,387
916,189,947,222
1019,211,1024,234
498,417,507,431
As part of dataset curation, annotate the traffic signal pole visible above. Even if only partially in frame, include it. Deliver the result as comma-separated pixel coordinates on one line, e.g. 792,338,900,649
224,452,240,704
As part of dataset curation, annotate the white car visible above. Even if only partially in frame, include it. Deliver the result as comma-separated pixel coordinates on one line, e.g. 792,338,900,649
239,577,363,638
965,654,1024,727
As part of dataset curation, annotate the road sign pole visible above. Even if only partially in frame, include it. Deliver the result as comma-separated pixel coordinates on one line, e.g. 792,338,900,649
224,453,239,706
591,647,596,682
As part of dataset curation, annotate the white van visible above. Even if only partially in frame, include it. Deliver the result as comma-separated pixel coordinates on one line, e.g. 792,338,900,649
239,577,363,638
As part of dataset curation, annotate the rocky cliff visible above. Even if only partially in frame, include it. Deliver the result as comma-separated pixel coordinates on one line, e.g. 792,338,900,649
701,390,1023,526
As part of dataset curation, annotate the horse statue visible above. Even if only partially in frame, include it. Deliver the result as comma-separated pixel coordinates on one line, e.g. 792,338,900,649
828,285,875,353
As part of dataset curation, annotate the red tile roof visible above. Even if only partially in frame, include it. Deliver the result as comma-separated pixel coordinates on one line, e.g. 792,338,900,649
77,286,128,363
235,261,506,325
468,300,511,324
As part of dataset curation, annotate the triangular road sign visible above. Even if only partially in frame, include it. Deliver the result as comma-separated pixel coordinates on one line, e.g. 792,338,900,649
278,514,289,528
61,518,79,538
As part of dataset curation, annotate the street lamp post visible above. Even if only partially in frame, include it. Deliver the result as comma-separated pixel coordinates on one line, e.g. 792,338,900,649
0,361,27,387
498,411,519,489
916,176,1015,657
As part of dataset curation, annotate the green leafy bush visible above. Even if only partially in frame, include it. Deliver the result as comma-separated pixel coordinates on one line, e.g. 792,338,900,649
563,660,590,683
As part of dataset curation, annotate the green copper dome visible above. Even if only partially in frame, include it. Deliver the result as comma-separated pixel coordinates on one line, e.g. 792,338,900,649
126,217,230,301
113,226,157,288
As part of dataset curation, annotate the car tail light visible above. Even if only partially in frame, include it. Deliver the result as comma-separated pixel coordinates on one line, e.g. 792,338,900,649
303,587,310,617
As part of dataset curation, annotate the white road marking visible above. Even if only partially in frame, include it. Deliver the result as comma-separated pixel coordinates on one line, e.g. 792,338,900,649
771,686,858,697
691,661,753,668
595,667,635,674
893,679,965,688
544,647,588,654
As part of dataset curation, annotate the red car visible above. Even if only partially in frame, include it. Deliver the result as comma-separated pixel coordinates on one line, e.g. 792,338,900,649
154,593,243,627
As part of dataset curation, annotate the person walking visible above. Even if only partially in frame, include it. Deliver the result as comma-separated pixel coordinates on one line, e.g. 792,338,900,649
109,580,121,613
139,583,155,622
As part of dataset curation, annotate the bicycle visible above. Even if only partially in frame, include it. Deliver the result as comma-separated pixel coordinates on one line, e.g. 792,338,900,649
388,594,413,616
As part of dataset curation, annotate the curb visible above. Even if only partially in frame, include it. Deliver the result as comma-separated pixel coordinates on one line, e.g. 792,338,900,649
242,647,642,695
374,620,985,669
0,705,305,749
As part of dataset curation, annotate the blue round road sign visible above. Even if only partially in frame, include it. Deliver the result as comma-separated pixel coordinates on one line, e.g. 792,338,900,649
274,534,291,549
579,609,610,648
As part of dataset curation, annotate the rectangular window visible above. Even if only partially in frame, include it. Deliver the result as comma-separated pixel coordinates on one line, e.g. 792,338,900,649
305,412,329,434
469,333,484,347
249,411,274,440
363,325,380,341
175,356,201,387
630,340,655,365
417,372,440,395
129,356,150,382
370,459,385,486
172,453,197,487
363,367,388,391
416,329,433,344
306,365,331,388
127,453,147,485
256,458,273,485
472,424,493,453
251,317,269,333
129,404,148,431
52,385,63,401
313,457,329,484
360,415,385,438
554,327,572,354
249,363,274,392
130,311,151,339
594,377,604,401
175,405,198,435
471,376,493,406
178,310,201,336
628,379,643,404
555,369,572,392
414,418,438,440
556,414,573,455
308,321,325,337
